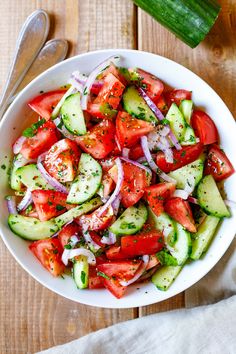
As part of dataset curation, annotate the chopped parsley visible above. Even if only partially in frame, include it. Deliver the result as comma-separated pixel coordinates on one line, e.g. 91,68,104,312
22,118,46,137
156,250,178,266
97,271,110,280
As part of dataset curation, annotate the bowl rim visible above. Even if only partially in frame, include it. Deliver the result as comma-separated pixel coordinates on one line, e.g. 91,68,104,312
1,48,236,308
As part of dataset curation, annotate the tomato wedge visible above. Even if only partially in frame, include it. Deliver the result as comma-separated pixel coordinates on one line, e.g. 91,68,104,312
156,143,203,173
99,63,127,86
121,231,164,257
44,138,80,182
145,182,176,217
165,89,192,107
76,120,116,159
94,73,125,109
20,121,59,159
58,222,80,248
86,102,117,120
102,277,126,299
108,161,151,208
133,68,164,102
164,197,196,233
88,266,104,289
28,89,67,120
29,238,65,276
116,111,154,148
129,143,144,160
106,245,128,260
32,190,68,221
191,110,218,145
77,206,114,231
204,144,234,181
97,260,142,281
155,94,168,114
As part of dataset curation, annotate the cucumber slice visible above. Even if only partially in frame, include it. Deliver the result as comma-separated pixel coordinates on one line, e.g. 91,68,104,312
122,86,157,124
73,255,89,289
109,203,148,235
181,126,196,146
152,265,182,291
55,197,103,229
51,86,75,119
147,207,177,246
168,158,204,190
60,92,86,136
67,153,102,204
169,223,192,265
8,214,58,240
191,215,220,260
166,103,186,141
10,154,26,191
15,164,53,191
179,100,193,124
197,175,230,218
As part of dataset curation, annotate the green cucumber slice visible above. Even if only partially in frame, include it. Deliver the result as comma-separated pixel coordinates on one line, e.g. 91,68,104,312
10,154,25,191
152,265,182,291
60,92,86,135
166,103,186,141
179,100,193,124
109,203,148,235
168,158,204,190
8,214,58,240
191,215,220,260
51,86,75,119
122,86,157,123
147,207,177,246
15,164,53,191
169,222,192,265
197,175,230,218
181,126,196,146
73,255,89,289
67,153,102,204
55,197,103,229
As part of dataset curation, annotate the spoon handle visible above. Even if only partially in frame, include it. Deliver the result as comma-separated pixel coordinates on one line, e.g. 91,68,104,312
0,9,50,120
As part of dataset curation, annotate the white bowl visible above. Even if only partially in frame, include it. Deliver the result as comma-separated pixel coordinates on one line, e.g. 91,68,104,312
0,49,236,308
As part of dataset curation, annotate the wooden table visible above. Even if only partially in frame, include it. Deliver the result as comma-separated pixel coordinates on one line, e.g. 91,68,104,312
0,1,235,352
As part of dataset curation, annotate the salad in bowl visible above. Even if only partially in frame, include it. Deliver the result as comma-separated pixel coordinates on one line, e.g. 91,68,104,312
4,54,235,300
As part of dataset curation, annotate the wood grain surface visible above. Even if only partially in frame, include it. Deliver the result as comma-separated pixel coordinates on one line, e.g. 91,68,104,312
0,0,235,353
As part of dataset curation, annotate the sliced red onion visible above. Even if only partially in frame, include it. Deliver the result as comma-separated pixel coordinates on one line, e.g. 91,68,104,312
138,87,164,121
195,137,200,143
13,154,36,169
61,235,79,265
156,136,173,163
120,156,152,176
119,255,149,286
51,86,77,119
188,196,199,205
169,131,182,151
68,248,96,265
138,265,159,282
101,231,117,245
122,148,130,158
83,230,101,251
97,158,124,217
140,136,176,184
53,117,76,140
115,135,121,152
111,194,121,216
174,189,189,200
224,199,236,209
137,156,147,163
70,71,103,92
184,176,195,196
37,154,68,193
68,76,83,93
17,189,32,211
159,125,170,137
81,55,120,110
13,136,26,154
6,196,17,214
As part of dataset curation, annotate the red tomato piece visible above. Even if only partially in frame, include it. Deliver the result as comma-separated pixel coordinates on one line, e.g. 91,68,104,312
76,120,116,159
28,89,67,120
129,143,144,160
99,63,127,86
191,110,218,145
106,245,128,260
101,173,115,199
89,231,105,248
133,68,164,101
155,94,168,114
20,121,59,159
100,157,116,172
29,238,65,276
164,197,196,233
44,138,80,182
102,277,126,299
121,231,164,257
88,266,104,289
146,254,160,271
32,190,68,221
58,222,80,248
156,143,203,173
86,102,117,120
165,89,192,107
108,161,151,208
77,206,114,231
204,145,234,181
94,73,125,109
97,260,142,281
116,111,154,148
145,182,176,217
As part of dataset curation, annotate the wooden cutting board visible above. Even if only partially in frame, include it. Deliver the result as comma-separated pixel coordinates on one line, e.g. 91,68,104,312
0,0,235,352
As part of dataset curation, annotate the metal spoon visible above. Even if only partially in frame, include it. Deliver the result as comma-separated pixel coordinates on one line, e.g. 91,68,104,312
9,38,68,103
0,9,50,120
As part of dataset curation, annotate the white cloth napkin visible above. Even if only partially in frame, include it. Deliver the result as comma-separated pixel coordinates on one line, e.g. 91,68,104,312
38,238,236,354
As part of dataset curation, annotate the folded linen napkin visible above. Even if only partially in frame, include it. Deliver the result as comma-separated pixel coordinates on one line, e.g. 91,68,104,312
38,238,236,354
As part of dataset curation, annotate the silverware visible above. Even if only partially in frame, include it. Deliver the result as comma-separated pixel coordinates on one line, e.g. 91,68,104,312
0,9,50,120
9,39,68,103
